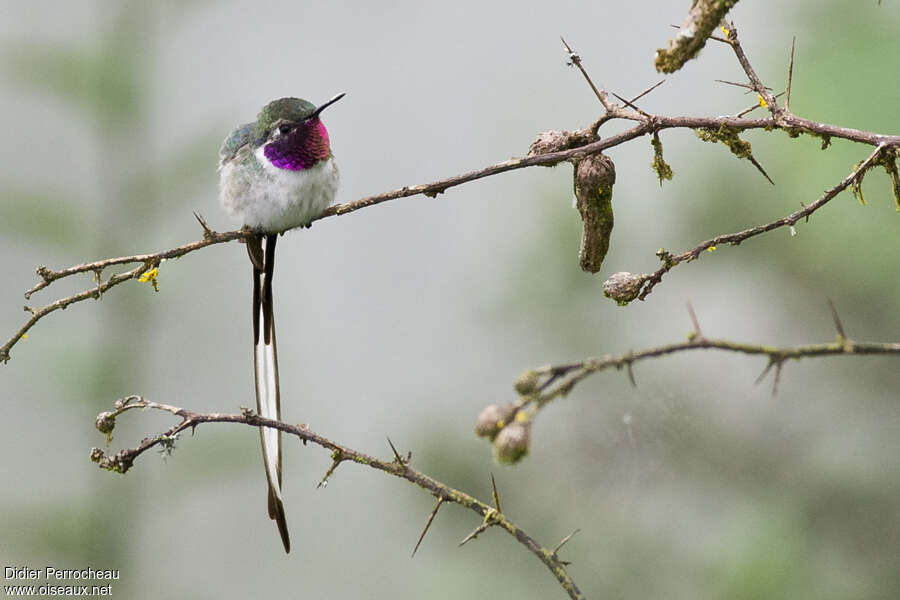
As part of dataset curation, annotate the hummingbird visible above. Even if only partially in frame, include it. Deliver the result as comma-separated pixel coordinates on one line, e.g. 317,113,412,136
218,93,344,553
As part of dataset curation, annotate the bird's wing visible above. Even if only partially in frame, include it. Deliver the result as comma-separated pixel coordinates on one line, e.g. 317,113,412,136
219,122,257,167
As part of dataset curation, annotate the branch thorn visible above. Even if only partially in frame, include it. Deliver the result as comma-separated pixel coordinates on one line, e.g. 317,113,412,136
715,79,771,92
93,268,104,299
687,302,704,341
193,211,214,239
611,92,650,117
628,79,666,105
735,91,784,118
827,298,847,340
552,528,581,555
560,35,610,111
771,361,784,397
317,449,344,488
626,357,637,388
747,154,775,185
754,357,777,387
458,519,492,548
411,497,444,557
387,436,407,466
490,473,503,514
785,36,796,112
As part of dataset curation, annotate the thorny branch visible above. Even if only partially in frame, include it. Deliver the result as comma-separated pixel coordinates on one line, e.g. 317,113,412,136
531,324,900,406
4,20,899,363
473,305,900,459
586,25,898,303
619,142,890,302
4,7,898,600
91,396,585,600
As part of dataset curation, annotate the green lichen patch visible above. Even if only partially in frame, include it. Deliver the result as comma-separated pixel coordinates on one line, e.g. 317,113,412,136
872,148,900,211
695,124,753,159
650,132,674,186
654,0,740,73
851,149,900,209
782,126,832,150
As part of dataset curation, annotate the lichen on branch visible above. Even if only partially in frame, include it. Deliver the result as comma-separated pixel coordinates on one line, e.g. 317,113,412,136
655,0,740,73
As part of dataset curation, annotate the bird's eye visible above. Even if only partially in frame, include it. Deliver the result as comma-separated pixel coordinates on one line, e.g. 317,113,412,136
278,125,292,136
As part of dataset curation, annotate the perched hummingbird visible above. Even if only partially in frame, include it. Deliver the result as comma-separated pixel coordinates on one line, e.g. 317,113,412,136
218,93,344,553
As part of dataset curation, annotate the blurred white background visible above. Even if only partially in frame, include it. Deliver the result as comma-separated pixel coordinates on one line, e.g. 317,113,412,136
1,1,898,598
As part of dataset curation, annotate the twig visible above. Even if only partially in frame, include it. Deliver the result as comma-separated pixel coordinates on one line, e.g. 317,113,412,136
2,263,149,363
92,397,586,600
726,24,781,113
5,104,898,363
520,323,900,415
23,230,244,300
611,92,651,118
725,24,871,147
560,36,611,111
628,79,667,105
633,143,889,300
736,91,785,118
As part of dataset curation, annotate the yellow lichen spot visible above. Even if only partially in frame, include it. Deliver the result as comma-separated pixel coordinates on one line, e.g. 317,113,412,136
707,245,717,252
758,95,767,108
720,26,730,37
514,411,529,423
138,267,160,292
496,419,506,429
22,333,28,340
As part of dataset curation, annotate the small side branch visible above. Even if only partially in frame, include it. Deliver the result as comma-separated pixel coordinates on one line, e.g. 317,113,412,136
631,143,889,300
560,36,612,111
2,263,147,364
501,312,899,423
725,24,781,113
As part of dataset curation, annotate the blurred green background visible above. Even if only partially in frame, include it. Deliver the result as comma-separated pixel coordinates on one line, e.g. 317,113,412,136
1,1,898,598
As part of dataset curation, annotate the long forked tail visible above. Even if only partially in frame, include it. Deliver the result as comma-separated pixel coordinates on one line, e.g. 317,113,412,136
251,233,290,553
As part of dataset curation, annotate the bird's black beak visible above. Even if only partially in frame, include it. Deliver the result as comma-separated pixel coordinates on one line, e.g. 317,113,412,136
312,92,346,118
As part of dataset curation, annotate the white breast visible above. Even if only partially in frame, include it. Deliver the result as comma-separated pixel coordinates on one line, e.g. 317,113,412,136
219,149,339,233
